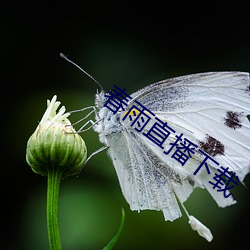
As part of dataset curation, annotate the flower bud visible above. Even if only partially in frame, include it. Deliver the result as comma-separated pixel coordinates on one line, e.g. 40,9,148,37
26,95,87,178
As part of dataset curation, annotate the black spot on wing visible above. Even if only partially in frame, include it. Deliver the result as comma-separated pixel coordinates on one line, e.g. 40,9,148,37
199,135,225,157
247,115,250,122
224,111,243,130
187,177,195,187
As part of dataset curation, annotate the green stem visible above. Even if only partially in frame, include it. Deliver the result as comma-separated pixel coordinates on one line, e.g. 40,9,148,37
47,165,63,250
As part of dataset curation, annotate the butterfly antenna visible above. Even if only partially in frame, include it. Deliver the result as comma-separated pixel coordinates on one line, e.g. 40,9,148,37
60,53,104,91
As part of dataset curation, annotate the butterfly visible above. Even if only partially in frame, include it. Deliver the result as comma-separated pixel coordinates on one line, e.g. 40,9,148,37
61,56,250,241
91,72,250,241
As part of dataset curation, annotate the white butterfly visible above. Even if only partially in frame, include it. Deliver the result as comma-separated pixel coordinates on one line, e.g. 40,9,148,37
88,72,250,241
60,53,250,242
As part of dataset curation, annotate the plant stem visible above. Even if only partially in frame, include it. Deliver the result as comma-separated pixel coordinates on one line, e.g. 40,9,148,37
47,165,63,250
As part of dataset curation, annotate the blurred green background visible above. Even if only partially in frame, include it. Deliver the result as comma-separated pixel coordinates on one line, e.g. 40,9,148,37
2,1,250,250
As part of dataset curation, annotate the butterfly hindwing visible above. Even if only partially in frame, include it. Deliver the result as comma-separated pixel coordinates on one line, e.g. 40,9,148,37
107,129,183,221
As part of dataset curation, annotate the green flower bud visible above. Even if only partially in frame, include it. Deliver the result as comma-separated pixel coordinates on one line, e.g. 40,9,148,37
26,95,87,178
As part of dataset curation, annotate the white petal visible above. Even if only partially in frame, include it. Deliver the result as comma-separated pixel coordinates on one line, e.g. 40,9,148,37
188,215,213,242
40,95,71,125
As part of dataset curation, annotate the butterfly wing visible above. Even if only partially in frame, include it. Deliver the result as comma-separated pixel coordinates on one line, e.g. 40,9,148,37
99,72,249,222
129,72,250,171
124,72,250,207
106,128,183,221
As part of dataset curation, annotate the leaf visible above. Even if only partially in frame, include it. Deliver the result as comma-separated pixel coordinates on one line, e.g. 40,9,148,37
102,208,125,250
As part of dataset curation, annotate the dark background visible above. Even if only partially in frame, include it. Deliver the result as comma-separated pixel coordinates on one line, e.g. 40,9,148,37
2,1,250,250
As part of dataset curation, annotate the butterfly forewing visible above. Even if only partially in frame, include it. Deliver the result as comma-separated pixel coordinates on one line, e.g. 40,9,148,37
127,72,250,173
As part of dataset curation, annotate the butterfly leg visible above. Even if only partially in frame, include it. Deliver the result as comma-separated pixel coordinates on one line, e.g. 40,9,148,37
70,106,96,126
76,118,103,133
77,145,108,175
85,145,108,165
68,106,102,132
